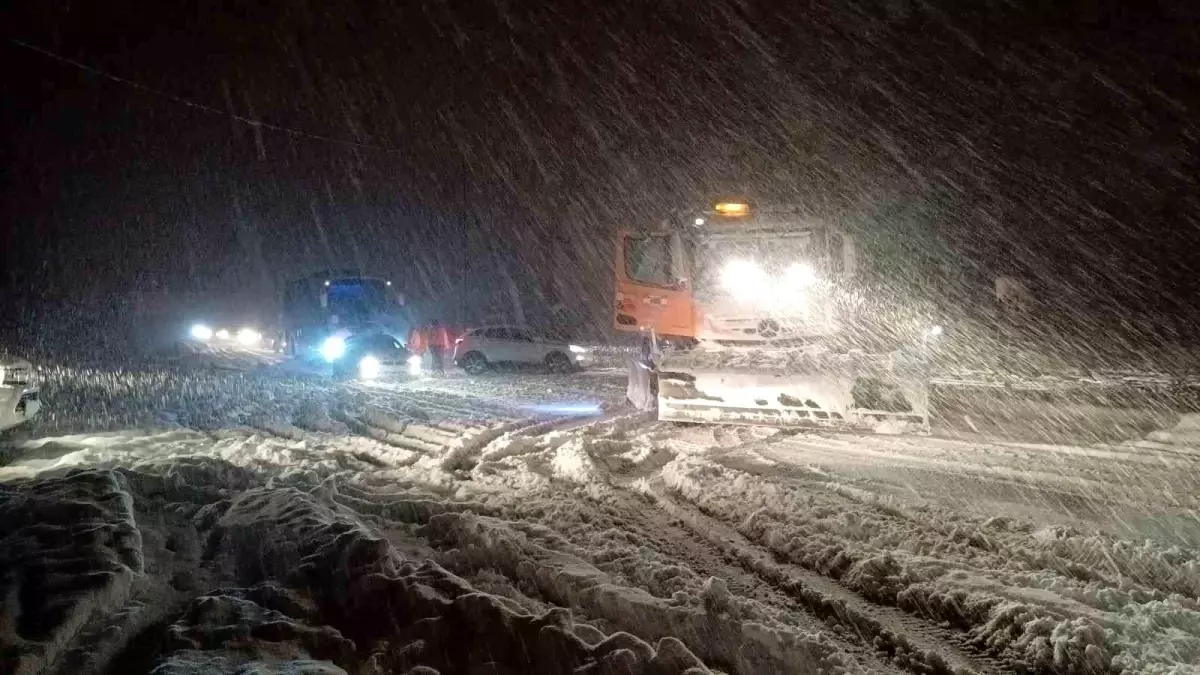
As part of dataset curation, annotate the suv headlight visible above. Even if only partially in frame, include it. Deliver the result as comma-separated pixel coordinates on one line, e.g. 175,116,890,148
569,345,587,353
358,355,381,379
321,336,347,362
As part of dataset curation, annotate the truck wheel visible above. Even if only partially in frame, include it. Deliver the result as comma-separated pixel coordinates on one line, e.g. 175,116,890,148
461,352,489,375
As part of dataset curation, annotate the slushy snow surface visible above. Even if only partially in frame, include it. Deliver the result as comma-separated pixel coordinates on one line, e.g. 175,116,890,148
2,357,1199,674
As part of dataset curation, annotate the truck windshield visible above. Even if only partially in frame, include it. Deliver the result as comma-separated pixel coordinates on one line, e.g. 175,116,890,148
328,279,391,322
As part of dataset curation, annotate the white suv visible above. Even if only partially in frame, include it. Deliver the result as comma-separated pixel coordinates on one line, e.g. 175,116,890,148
0,356,41,433
453,326,591,374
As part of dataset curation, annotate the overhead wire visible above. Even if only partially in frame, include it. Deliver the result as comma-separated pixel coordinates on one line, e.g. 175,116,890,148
8,37,396,153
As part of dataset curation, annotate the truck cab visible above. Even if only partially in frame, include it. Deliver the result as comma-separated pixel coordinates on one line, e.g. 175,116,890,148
614,202,858,344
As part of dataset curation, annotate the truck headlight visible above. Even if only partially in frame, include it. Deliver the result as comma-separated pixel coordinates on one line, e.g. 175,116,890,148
720,259,767,299
359,355,381,379
190,324,214,341
785,262,818,287
321,336,347,362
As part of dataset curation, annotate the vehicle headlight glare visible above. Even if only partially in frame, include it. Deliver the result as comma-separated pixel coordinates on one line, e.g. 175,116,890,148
720,259,767,299
321,336,347,362
190,324,214,341
359,355,381,379
569,344,587,354
407,354,423,376
786,262,818,287
236,328,262,346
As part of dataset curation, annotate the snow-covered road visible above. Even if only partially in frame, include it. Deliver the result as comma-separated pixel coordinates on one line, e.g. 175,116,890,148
2,360,1198,674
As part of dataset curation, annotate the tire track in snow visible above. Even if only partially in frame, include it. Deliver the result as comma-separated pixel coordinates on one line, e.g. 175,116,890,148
564,424,989,674
440,417,896,673
594,486,908,673
640,478,1003,675
661,442,1189,673
583,432,997,675
353,385,501,420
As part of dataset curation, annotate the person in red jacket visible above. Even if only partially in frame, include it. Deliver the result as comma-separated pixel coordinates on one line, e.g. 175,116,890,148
427,320,453,375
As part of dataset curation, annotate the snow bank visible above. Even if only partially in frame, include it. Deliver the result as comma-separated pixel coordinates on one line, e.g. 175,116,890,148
0,470,143,675
1,403,757,675
1144,413,1200,447
203,475,722,674
0,458,728,674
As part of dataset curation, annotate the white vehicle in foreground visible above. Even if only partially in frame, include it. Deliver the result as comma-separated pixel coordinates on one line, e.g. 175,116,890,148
0,356,41,433
453,326,591,375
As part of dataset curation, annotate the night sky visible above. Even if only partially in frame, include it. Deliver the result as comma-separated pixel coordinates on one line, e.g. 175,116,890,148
4,0,1200,334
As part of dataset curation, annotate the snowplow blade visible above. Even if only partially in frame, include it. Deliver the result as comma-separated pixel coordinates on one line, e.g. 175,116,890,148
656,349,930,433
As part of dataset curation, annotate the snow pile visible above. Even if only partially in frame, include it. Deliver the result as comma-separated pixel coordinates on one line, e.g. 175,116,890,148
1108,598,1200,674
1,426,439,484
153,588,355,675
227,484,716,673
663,345,923,377
0,470,143,675
0,458,732,674
1144,412,1200,447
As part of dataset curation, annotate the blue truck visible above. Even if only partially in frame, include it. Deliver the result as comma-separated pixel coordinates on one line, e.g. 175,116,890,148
282,270,411,360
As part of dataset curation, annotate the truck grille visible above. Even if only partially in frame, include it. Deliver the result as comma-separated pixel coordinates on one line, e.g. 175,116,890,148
3,367,31,386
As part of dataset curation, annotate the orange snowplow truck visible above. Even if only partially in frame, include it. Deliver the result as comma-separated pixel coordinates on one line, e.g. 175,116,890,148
613,200,930,431
614,201,857,343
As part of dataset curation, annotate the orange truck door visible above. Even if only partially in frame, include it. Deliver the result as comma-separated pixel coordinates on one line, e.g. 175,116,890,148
613,230,695,339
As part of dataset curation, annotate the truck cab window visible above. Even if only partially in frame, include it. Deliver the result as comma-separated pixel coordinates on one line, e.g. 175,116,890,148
625,235,673,286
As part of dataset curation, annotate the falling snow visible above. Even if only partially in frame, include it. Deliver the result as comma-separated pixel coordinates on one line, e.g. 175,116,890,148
6,0,1200,672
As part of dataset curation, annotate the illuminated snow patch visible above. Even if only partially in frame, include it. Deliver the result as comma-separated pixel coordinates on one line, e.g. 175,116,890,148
521,402,603,416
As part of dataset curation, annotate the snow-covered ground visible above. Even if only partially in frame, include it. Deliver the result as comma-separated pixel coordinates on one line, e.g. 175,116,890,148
2,355,1199,674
